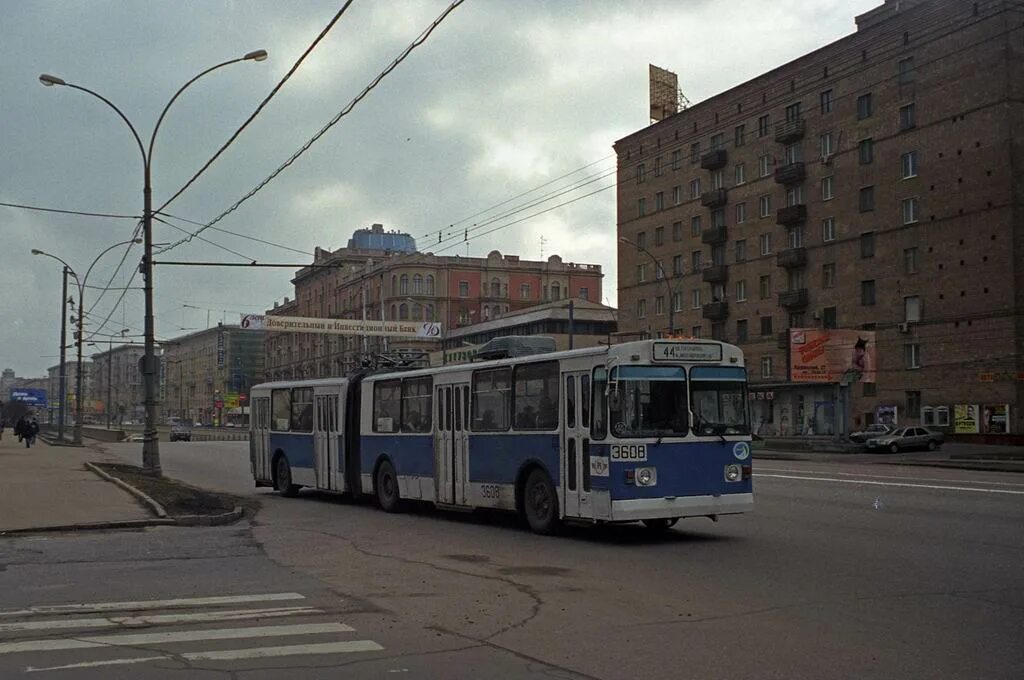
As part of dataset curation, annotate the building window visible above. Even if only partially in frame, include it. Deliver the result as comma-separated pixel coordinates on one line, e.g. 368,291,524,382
759,195,772,218
819,175,835,199
788,312,805,328
904,247,919,274
551,282,561,300
520,283,531,299
673,254,683,276
788,226,804,248
822,262,836,288
736,319,748,343
858,138,874,165
823,306,837,329
711,208,726,228
671,149,681,171
689,178,701,199
760,356,773,379
637,198,646,217
711,169,725,190
690,142,701,162
654,156,663,177
785,143,802,164
655,261,664,280
734,163,746,186
655,296,665,316
760,232,772,255
691,250,703,270
758,154,771,178
906,391,922,415
691,215,702,237
399,303,409,320
691,325,702,339
399,275,409,295
760,316,773,337
856,92,873,120
905,295,922,322
672,292,683,312
710,133,724,151
861,232,875,258
861,280,876,306
735,239,747,262
859,186,875,212
820,89,833,114
901,151,918,179
655,191,665,211
691,288,702,309
760,275,772,299
579,287,589,301
426,275,435,295
785,102,802,122
672,221,684,242
820,131,834,158
637,263,647,283
899,103,916,131
902,197,920,224
735,124,746,147
736,279,747,302
735,202,747,224
636,163,646,183
786,184,804,207
637,231,646,249
711,322,725,341
673,185,682,205
490,277,501,297
459,280,470,297
898,57,915,84
654,226,664,246
413,274,423,294
758,114,770,137
637,299,646,319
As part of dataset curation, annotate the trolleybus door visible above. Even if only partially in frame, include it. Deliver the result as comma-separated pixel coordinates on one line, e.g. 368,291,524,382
252,397,271,481
313,392,339,491
435,383,470,505
562,371,593,519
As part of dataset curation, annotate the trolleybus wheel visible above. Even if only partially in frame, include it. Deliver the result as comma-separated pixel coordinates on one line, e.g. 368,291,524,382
642,518,679,531
376,460,402,513
274,455,300,497
523,468,560,535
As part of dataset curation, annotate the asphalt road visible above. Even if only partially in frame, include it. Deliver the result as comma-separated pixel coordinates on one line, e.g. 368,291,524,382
2,441,1022,679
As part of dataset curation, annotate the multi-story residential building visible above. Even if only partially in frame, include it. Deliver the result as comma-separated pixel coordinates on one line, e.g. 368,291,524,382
615,0,1024,435
0,368,16,399
46,361,94,424
91,345,145,425
162,325,265,426
264,243,604,380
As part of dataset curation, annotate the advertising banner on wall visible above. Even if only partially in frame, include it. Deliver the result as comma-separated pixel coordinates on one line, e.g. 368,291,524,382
981,404,1010,434
876,405,899,427
9,388,47,408
789,329,877,383
954,404,980,433
241,314,441,340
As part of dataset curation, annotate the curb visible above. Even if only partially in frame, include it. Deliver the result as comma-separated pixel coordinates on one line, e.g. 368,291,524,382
84,462,168,519
0,518,176,537
175,506,245,526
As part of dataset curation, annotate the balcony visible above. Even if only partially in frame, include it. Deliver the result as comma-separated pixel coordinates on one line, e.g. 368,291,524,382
773,161,806,185
776,247,808,269
776,204,807,226
702,300,729,321
700,148,727,170
700,188,728,208
778,288,809,309
701,225,728,244
702,264,729,284
774,118,806,144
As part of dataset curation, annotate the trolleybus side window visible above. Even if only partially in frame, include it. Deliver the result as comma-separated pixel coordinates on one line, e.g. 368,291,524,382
290,387,314,432
566,375,576,429
581,375,591,428
373,380,401,433
609,366,689,438
472,367,511,432
690,366,750,436
513,361,559,431
591,367,608,440
401,376,433,433
272,389,291,431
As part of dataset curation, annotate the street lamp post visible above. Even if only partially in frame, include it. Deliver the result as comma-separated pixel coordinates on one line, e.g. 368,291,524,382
57,266,70,441
40,49,267,473
33,241,141,444
619,236,678,336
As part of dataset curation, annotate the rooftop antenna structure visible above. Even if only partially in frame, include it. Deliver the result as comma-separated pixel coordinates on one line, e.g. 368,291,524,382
649,64,690,124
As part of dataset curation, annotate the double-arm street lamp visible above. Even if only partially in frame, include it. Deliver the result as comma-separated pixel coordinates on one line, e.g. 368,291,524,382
619,236,679,337
39,49,267,473
32,240,141,444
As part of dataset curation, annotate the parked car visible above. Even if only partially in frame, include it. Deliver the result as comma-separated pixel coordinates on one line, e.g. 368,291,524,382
849,423,894,443
866,426,944,453
170,422,192,442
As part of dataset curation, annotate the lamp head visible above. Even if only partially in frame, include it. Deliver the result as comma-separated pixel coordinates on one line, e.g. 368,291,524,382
31,249,44,255
38,74,66,87
243,50,268,62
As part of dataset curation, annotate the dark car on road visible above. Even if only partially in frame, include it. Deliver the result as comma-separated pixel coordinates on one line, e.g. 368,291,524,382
170,422,192,442
866,426,944,453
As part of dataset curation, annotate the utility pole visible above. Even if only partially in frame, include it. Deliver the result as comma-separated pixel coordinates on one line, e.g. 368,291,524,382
57,266,69,441
106,340,113,430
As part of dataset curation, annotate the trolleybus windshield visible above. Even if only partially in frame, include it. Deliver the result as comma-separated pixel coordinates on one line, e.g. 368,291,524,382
609,366,689,438
690,366,749,435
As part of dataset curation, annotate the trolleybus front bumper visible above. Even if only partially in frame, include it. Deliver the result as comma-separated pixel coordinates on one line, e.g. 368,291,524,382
611,492,753,522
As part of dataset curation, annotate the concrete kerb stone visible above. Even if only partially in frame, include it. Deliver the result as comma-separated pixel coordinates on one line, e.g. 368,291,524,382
84,461,168,519
175,506,245,526
0,518,176,537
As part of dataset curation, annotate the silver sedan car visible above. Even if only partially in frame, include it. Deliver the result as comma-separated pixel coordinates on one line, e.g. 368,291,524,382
866,426,944,453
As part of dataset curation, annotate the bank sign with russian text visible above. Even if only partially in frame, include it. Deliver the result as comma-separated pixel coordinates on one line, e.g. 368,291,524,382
241,314,442,340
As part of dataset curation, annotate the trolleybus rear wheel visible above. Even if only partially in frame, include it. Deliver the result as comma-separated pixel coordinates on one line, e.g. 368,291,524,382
523,468,560,535
274,455,300,497
376,460,402,513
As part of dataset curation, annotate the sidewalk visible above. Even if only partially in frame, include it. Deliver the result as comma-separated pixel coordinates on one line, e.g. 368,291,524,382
755,441,1024,473
0,434,152,533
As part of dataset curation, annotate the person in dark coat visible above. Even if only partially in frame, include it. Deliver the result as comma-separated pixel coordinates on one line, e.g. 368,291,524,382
14,416,26,443
25,418,39,448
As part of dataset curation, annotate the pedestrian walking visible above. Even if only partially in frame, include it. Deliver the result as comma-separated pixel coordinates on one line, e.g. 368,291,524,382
25,418,39,448
14,416,26,443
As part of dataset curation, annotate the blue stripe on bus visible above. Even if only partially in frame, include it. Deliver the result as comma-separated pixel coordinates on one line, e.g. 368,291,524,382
589,441,752,499
269,432,315,469
468,434,560,486
360,435,434,477
689,366,747,380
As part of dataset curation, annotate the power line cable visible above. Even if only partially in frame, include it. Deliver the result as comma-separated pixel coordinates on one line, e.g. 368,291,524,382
157,0,466,255
153,215,255,262
157,212,314,256
0,201,138,220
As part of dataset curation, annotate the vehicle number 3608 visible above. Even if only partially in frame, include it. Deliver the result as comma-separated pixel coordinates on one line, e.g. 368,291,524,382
610,444,647,462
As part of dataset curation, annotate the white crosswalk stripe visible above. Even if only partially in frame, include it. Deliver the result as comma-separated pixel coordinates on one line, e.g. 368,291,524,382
0,591,384,674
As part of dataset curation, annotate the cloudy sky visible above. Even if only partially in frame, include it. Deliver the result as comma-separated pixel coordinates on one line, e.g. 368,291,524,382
0,0,878,377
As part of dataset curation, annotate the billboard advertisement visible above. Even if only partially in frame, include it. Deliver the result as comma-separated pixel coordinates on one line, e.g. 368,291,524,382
9,388,48,408
954,404,980,434
789,329,877,384
241,314,442,340
981,404,1010,434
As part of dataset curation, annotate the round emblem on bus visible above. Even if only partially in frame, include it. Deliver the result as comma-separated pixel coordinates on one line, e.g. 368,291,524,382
732,442,750,461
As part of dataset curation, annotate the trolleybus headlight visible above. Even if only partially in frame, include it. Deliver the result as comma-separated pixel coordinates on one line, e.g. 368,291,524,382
636,467,656,486
725,464,742,482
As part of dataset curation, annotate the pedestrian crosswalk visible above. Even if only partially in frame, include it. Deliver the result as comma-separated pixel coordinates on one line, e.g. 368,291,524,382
0,591,384,674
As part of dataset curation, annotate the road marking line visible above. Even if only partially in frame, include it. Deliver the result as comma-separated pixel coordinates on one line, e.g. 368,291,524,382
757,473,1024,495
0,592,306,618
757,467,1024,487
0,622,354,655
25,640,385,672
0,607,320,633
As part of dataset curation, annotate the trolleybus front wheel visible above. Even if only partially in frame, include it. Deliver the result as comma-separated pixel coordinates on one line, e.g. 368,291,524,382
376,460,402,513
523,468,560,535
274,454,300,497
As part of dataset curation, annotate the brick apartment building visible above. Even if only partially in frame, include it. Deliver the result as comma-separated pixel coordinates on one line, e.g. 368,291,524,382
615,0,1024,435
264,230,603,380
91,344,144,425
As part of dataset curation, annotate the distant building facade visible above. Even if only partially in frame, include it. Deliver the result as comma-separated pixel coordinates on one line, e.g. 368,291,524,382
46,361,94,424
91,345,145,425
